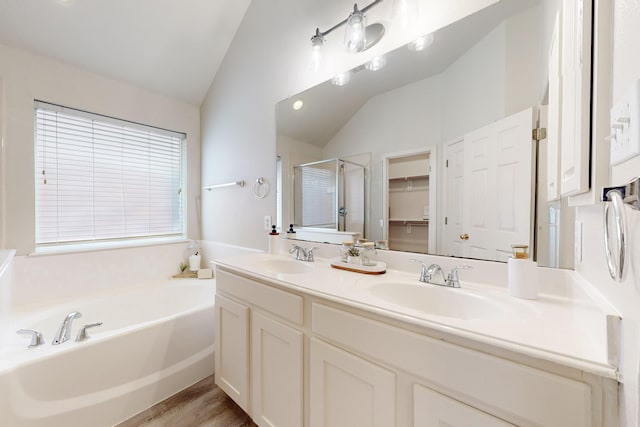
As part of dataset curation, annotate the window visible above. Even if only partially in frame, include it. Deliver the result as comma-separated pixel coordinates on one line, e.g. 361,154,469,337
35,100,185,248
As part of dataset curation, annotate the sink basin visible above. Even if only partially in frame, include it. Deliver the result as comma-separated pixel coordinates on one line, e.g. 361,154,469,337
254,259,314,274
368,282,507,320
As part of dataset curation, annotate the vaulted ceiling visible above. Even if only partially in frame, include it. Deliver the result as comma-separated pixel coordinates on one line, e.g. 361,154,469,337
0,0,251,105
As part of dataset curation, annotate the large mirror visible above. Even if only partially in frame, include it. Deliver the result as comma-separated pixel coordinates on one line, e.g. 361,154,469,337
276,0,590,269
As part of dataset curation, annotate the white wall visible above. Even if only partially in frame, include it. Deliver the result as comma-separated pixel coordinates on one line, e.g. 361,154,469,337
440,22,507,141
0,78,4,249
200,0,498,251
0,42,201,255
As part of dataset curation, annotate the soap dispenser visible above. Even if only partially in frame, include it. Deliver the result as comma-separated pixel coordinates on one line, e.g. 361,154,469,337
286,224,296,239
507,244,538,299
268,225,279,254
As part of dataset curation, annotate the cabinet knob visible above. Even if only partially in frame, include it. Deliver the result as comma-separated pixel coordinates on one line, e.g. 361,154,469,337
460,233,469,240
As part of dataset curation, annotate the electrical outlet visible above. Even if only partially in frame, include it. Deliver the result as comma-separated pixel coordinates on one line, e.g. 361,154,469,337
264,215,272,231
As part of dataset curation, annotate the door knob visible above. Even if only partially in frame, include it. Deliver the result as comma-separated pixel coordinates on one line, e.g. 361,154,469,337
460,233,469,240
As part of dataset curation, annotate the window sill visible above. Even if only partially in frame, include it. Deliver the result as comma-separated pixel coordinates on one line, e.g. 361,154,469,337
31,236,189,257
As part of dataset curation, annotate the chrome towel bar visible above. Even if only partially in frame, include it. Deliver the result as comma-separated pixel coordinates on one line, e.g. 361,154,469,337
203,180,245,191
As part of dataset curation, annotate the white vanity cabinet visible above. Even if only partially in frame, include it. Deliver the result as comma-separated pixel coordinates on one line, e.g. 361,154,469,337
215,264,615,427
215,269,303,427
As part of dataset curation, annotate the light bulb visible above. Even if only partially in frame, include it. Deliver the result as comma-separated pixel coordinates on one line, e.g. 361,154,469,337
408,34,434,51
331,72,351,86
365,55,387,71
392,0,418,29
310,29,325,71
311,45,323,72
344,8,366,53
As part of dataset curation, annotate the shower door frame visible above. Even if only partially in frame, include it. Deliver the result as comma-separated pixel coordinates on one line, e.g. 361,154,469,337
293,158,366,234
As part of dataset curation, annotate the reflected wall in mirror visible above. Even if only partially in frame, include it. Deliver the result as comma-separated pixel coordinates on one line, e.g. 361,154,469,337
276,0,591,269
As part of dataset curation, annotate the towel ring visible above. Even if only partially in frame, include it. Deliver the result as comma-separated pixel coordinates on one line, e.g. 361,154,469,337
603,189,626,281
254,177,269,199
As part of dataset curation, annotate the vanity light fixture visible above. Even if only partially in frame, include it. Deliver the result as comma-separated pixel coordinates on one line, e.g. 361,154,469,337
311,0,385,54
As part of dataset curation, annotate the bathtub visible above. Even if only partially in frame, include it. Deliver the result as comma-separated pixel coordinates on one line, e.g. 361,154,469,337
0,279,216,427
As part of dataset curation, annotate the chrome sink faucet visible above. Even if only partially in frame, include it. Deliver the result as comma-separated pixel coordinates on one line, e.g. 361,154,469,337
52,311,82,345
411,260,473,288
288,244,319,262
446,265,473,288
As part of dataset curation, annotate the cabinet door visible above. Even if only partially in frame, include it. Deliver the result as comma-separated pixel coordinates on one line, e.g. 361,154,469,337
414,384,514,427
559,0,591,196
310,338,395,427
251,312,303,427
215,294,250,412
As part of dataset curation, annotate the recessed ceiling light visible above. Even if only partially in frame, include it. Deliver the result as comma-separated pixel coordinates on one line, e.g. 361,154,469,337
293,100,304,110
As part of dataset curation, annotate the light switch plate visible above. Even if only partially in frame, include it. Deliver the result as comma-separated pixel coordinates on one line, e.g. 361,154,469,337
610,79,640,165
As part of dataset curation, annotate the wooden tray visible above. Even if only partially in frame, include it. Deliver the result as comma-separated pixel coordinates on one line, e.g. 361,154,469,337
172,271,197,278
330,260,387,275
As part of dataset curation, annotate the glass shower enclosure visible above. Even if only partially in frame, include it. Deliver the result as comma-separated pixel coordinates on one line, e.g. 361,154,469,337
293,158,365,236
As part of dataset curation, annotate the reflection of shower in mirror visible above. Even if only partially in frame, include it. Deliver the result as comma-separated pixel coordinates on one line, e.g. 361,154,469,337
293,158,365,237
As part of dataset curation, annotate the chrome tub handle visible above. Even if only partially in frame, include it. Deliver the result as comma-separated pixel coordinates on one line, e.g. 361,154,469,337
75,322,103,342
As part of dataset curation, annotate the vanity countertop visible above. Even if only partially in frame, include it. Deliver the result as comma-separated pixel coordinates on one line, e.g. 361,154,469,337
214,252,619,380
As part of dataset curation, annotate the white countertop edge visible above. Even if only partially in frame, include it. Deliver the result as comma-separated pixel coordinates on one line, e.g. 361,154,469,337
215,258,618,381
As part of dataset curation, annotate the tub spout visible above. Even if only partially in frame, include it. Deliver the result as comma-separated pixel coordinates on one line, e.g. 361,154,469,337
52,311,82,345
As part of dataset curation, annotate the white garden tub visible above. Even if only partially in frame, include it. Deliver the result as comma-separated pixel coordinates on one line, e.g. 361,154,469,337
0,279,216,427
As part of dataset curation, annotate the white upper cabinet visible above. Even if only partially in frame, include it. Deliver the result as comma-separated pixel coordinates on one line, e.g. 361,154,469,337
547,10,563,202
560,0,592,196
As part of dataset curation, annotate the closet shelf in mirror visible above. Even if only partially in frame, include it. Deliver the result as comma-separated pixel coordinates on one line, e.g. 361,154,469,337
388,174,429,182
389,219,428,225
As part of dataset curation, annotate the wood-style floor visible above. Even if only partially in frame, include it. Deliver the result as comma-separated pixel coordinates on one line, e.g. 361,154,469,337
117,375,257,427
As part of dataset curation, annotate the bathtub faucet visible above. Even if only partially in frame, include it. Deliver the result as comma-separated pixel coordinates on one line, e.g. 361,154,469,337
52,311,82,345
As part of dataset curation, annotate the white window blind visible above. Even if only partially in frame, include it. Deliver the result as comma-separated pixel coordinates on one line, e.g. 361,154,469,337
294,165,336,228
35,101,185,247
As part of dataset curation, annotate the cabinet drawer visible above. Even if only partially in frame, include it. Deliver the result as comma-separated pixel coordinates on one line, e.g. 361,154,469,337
414,384,514,427
312,303,591,427
217,269,303,325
